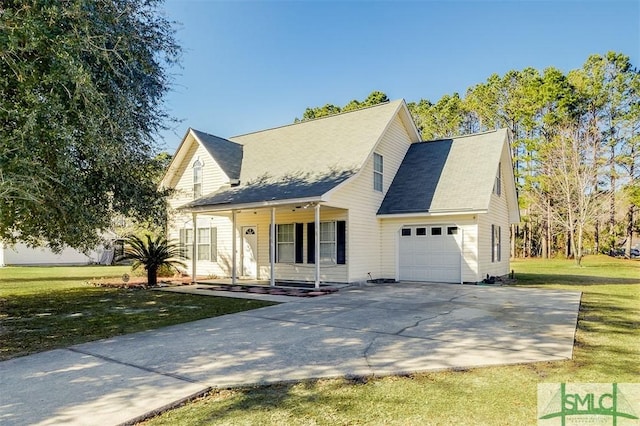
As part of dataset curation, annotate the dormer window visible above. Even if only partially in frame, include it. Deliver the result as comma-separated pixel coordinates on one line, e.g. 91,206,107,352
193,159,203,198
373,153,383,192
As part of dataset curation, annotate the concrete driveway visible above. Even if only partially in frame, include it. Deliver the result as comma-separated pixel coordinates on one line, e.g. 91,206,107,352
0,282,581,425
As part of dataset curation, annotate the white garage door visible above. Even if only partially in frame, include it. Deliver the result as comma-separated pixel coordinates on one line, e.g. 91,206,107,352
399,225,461,283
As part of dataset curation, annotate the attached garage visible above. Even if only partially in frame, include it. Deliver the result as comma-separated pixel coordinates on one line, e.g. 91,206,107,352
398,225,462,283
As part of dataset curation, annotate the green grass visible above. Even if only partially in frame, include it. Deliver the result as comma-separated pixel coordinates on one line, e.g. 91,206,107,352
142,255,639,426
0,265,275,360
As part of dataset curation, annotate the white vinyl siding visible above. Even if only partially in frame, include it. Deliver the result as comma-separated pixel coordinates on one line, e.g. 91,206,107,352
329,115,414,282
167,138,230,212
478,161,510,278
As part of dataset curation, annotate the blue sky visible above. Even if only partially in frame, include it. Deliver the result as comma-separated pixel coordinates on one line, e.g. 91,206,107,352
159,0,640,151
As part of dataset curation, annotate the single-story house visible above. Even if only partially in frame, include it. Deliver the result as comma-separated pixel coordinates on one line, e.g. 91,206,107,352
0,243,104,266
0,231,119,267
161,99,519,286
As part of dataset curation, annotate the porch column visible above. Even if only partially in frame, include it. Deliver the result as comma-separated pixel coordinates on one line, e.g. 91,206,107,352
460,228,464,285
231,210,237,285
191,212,197,283
270,207,276,287
314,203,320,289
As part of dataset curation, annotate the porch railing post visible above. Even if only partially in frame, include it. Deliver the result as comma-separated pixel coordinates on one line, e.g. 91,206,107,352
315,203,320,289
191,212,197,283
232,210,237,285
270,207,276,287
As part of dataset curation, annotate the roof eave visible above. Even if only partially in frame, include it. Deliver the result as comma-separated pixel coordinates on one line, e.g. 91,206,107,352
160,128,195,189
180,195,327,213
377,209,488,219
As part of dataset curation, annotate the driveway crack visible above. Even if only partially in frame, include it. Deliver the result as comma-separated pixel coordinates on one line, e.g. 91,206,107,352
395,311,452,336
67,347,202,384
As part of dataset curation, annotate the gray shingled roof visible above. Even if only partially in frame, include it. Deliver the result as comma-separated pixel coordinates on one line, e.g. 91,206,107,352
191,129,243,181
182,100,413,210
378,129,508,215
183,170,355,210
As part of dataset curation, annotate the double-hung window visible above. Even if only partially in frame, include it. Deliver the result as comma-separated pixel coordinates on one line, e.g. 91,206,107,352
197,228,210,260
373,153,383,192
276,224,295,263
180,226,217,261
307,221,346,265
319,221,337,263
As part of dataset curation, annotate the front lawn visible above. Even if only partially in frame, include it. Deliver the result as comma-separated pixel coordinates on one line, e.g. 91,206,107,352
141,255,639,425
0,265,275,360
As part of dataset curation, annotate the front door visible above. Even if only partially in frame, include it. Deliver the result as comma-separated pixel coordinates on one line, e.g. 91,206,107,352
241,226,258,278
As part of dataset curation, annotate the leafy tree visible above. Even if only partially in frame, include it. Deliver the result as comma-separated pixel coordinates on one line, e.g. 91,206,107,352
295,91,389,122
0,0,180,252
119,234,186,287
407,93,469,140
298,103,342,121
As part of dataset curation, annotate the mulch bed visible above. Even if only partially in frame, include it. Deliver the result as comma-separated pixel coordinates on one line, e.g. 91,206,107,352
197,284,339,297
89,276,195,289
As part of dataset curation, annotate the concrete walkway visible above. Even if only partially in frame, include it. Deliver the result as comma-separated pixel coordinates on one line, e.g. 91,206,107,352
0,283,581,426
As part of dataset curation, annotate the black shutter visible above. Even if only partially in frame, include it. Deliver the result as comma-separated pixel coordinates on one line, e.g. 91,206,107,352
307,222,315,264
295,223,304,263
210,227,217,262
270,224,274,262
179,229,186,259
337,221,346,264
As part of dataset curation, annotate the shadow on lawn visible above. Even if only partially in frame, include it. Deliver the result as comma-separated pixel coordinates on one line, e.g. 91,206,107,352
572,291,640,377
513,273,640,286
197,379,370,424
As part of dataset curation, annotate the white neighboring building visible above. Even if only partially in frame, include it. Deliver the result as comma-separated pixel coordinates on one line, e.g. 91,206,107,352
0,243,103,266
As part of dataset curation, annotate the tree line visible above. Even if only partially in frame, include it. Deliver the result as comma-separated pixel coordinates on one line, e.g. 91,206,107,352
298,52,640,264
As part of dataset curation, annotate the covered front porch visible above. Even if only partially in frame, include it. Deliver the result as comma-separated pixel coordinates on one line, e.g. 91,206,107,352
184,200,348,289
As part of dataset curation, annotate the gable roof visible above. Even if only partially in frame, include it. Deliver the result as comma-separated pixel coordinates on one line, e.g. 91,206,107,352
182,100,420,211
160,128,243,189
228,99,416,185
377,129,511,215
191,129,243,181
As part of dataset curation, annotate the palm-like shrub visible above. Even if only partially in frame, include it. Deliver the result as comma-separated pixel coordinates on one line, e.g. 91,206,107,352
119,234,187,287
